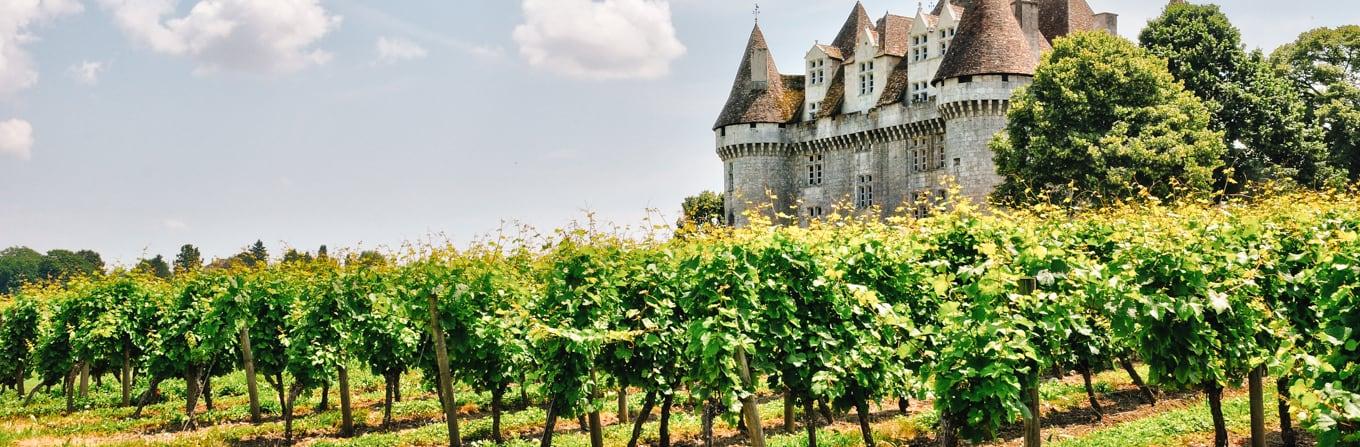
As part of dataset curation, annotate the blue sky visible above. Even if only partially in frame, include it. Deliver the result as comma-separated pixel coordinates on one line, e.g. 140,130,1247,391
1,0,1356,266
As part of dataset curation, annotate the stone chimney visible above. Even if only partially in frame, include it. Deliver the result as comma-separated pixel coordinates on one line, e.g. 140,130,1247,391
1093,12,1118,35
1012,0,1043,60
750,46,769,90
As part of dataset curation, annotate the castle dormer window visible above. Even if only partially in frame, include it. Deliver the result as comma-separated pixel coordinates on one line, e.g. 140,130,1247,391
808,59,826,85
858,61,876,96
911,35,928,61
807,154,824,186
856,175,874,209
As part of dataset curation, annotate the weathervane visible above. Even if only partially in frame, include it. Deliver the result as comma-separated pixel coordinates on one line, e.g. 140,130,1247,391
753,1,760,24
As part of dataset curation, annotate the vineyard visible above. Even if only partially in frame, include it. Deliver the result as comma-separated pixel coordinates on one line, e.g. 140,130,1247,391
0,191,1358,447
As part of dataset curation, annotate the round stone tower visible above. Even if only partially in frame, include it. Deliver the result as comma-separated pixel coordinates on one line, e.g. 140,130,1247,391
931,0,1042,204
713,24,803,226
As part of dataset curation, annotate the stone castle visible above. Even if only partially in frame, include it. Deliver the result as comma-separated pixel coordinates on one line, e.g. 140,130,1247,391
715,0,1117,225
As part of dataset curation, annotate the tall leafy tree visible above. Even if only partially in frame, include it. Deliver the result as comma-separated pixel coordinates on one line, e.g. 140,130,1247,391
1271,26,1360,180
134,255,172,279
677,191,725,235
991,31,1225,207
249,240,269,266
281,249,313,264
0,247,45,293
1140,2,1333,188
173,245,202,275
38,249,104,282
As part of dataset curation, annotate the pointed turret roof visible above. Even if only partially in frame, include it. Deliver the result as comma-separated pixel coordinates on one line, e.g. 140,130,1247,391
1039,0,1096,41
933,0,1037,83
714,25,805,129
831,2,876,59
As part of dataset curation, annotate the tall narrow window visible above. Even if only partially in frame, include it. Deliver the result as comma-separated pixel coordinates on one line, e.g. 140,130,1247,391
858,62,876,96
935,139,946,170
808,101,821,120
913,192,929,218
807,59,826,85
856,175,874,209
807,154,824,186
726,163,734,193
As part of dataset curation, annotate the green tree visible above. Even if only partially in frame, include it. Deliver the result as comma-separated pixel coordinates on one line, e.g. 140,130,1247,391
134,255,172,279
173,245,202,275
281,249,313,264
677,191,725,232
1140,2,1333,188
249,240,269,266
38,249,104,282
991,31,1225,206
1271,26,1360,180
0,247,45,293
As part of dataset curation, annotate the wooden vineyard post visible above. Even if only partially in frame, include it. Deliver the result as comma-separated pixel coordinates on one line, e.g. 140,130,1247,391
588,371,604,447
339,366,354,437
427,294,462,447
618,385,629,424
735,346,766,447
1019,277,1040,447
1249,367,1266,447
240,327,262,424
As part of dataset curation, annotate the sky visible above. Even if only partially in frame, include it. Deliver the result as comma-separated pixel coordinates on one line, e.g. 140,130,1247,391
1,0,1356,266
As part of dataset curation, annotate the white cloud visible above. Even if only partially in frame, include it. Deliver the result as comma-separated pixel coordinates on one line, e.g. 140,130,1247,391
374,36,427,65
342,2,505,61
68,60,106,84
0,0,83,96
513,0,687,80
98,0,342,75
0,119,35,160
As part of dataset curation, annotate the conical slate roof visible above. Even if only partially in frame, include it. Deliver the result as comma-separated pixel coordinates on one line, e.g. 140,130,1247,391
714,25,804,129
933,0,1037,83
1039,0,1096,41
831,2,876,59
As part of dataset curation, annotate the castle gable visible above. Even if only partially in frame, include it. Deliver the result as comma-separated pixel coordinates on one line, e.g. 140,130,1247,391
831,2,877,60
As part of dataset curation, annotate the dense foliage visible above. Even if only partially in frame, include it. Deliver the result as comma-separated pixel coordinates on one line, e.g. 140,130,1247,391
1,190,1359,446
990,31,1225,206
1140,3,1334,188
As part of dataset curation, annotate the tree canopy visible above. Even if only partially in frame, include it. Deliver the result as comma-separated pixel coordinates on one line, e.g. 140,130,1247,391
677,191,725,235
173,244,202,275
990,31,1225,207
1139,2,1334,188
1271,25,1360,180
0,247,105,292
